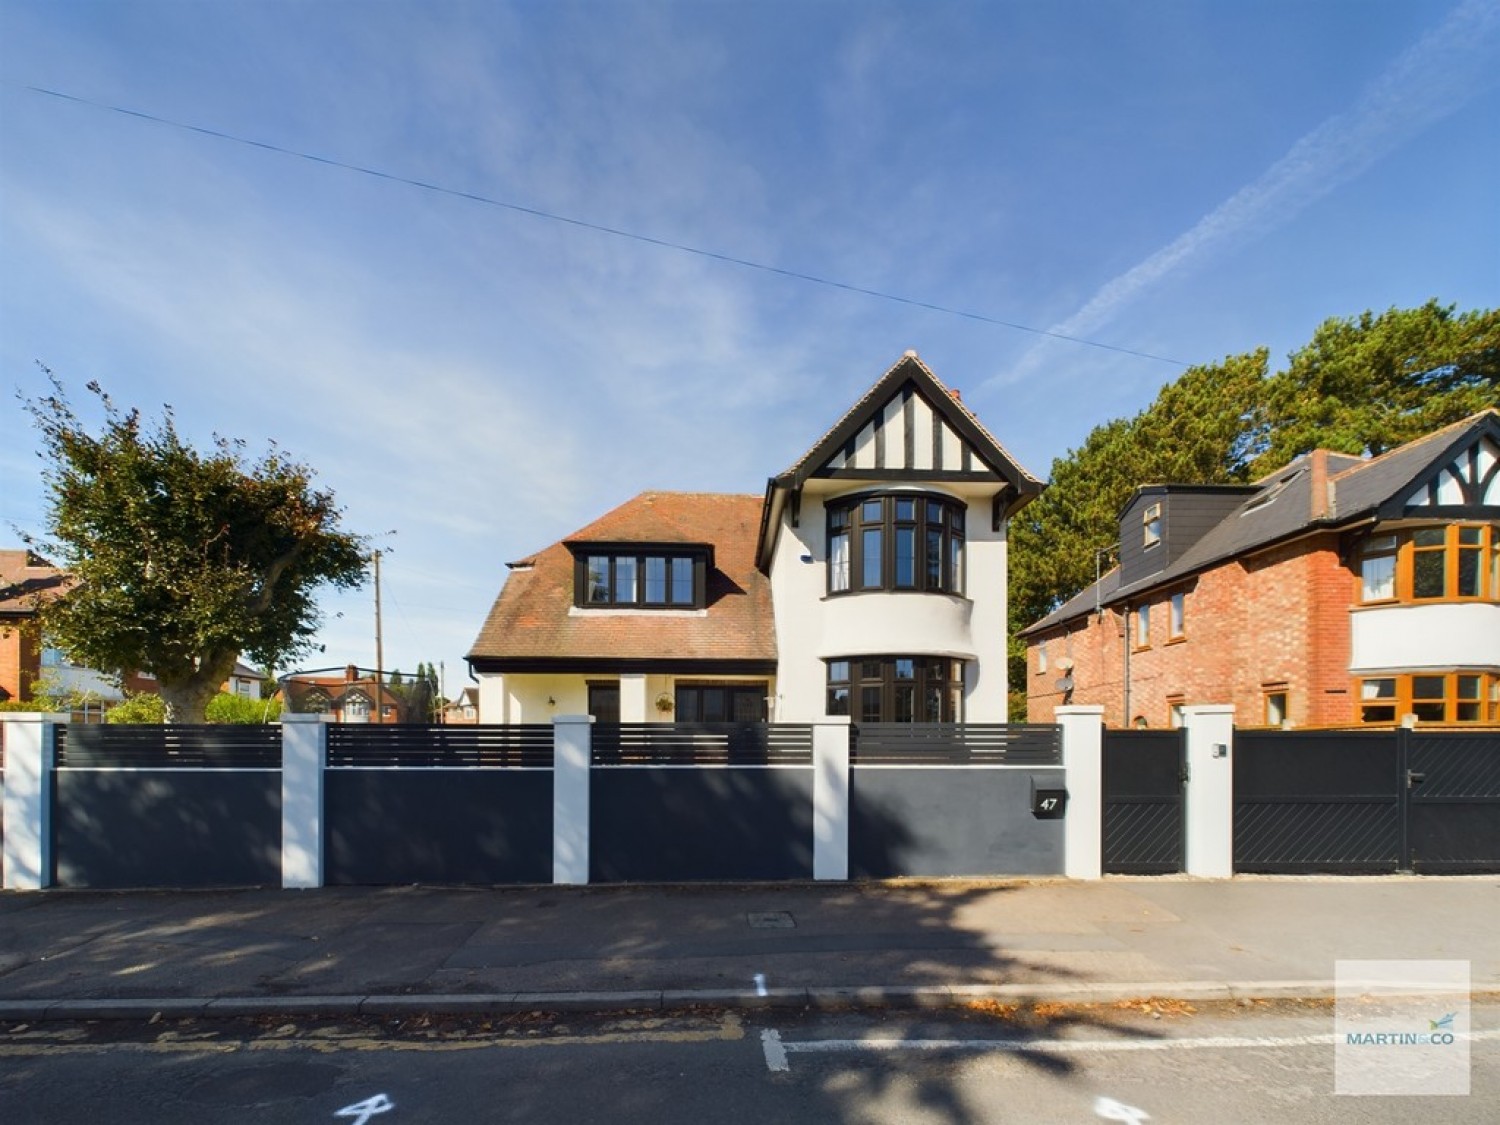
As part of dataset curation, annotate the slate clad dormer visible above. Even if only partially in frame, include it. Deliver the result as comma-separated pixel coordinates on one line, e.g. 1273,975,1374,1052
1116,484,1255,587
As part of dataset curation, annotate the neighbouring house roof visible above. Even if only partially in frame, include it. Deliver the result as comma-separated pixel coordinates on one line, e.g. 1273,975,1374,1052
467,492,776,672
1022,409,1500,637
0,549,68,616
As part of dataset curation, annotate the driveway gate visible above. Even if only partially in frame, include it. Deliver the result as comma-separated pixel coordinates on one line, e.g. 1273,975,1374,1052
1234,729,1500,874
1102,729,1185,874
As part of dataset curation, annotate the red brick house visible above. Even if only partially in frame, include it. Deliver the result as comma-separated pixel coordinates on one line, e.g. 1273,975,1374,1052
0,549,67,703
1023,410,1500,729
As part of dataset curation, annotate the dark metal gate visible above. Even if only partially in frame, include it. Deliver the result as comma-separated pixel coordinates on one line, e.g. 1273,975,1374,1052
1102,729,1185,874
1234,729,1500,874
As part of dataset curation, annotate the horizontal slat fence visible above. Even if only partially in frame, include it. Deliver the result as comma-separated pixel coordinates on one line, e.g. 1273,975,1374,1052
852,723,1062,765
55,724,281,768
326,724,554,767
591,723,813,765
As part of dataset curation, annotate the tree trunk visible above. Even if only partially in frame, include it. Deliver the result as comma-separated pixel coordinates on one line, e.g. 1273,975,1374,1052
158,653,239,722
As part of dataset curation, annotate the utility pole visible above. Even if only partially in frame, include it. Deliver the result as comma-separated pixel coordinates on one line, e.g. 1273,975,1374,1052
373,548,384,725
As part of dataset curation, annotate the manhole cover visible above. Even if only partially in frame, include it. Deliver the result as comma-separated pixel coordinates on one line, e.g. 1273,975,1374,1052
747,911,795,929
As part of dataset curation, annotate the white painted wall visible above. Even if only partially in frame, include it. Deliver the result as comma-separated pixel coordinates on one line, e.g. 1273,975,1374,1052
476,671,775,722
767,486,1010,722
1351,603,1500,672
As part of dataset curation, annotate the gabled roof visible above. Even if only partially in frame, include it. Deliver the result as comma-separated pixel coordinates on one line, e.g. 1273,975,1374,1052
1023,409,1500,637
756,352,1044,568
0,549,68,615
468,492,776,672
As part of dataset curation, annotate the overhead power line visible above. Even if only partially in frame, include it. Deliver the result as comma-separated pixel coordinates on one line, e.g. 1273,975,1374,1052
19,83,1189,367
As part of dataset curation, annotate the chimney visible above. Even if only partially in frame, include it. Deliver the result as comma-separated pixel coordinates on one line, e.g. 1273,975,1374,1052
949,388,962,402
345,664,359,683
1308,450,1332,519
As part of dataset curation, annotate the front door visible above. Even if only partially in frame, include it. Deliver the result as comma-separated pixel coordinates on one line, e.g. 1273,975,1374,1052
587,683,620,724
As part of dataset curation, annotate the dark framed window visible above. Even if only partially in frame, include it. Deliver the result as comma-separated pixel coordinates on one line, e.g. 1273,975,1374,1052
674,682,768,722
575,550,705,608
826,656,965,722
827,493,965,595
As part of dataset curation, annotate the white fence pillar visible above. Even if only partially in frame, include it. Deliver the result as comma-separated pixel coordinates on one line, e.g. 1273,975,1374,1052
2,712,64,890
281,713,330,889
1057,705,1105,880
1183,704,1235,878
812,718,852,881
553,714,593,885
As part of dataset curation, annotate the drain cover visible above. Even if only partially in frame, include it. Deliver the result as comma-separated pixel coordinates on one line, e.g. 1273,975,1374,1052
747,911,795,929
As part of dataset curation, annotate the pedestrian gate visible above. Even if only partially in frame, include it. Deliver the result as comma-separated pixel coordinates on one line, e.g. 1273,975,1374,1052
1102,729,1185,874
1234,729,1500,874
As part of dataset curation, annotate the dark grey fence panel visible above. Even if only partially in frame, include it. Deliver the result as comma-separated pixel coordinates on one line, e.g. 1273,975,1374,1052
56,724,281,768
590,767,814,881
326,724,552,767
591,723,812,765
1102,730,1184,874
53,769,281,888
852,724,1061,765
325,770,552,885
1233,730,1401,873
849,766,1065,878
1408,731,1500,874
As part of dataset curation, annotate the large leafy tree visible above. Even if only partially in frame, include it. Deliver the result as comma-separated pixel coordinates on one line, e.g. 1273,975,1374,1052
23,377,368,722
1006,302,1499,712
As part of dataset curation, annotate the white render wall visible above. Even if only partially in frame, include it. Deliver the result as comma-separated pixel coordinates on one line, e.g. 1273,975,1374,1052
1351,603,1500,672
475,671,775,723
769,486,1010,723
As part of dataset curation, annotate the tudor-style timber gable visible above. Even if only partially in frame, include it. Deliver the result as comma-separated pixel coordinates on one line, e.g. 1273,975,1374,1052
1400,429,1500,517
756,352,1042,568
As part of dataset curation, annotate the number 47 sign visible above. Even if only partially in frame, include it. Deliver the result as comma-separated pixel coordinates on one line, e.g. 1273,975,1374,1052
336,1094,394,1125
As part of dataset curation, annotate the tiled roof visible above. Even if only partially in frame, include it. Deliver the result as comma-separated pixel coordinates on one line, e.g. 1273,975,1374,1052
0,550,67,615
1023,409,1500,636
467,492,776,667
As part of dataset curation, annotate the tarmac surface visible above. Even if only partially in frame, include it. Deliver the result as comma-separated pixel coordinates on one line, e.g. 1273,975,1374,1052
1,876,1496,1020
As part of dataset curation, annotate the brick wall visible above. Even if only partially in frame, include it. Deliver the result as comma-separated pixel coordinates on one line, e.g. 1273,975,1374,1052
1026,532,1356,727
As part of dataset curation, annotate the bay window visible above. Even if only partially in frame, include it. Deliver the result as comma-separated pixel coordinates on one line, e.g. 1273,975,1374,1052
826,492,965,595
1357,525,1500,604
826,656,965,722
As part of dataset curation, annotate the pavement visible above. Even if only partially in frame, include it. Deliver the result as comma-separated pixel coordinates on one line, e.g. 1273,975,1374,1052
1,876,1496,1021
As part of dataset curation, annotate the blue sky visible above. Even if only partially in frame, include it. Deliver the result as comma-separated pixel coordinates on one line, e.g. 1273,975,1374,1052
2,0,1497,694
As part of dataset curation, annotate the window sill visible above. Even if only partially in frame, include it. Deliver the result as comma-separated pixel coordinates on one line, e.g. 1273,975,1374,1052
1165,635,1187,646
823,589,972,605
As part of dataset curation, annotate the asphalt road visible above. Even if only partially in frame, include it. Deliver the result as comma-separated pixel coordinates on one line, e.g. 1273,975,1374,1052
3,1001,1497,1123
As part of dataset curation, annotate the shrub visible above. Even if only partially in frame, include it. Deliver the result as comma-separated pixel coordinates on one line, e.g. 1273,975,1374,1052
105,692,167,724
205,692,283,724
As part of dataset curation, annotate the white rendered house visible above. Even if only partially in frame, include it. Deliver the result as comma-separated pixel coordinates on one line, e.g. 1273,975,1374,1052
467,353,1044,723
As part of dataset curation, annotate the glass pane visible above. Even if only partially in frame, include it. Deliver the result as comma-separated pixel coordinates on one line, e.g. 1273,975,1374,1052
1170,593,1185,634
827,687,849,716
1458,526,1481,545
701,689,726,722
949,686,963,721
1412,702,1445,722
860,686,882,723
895,658,915,680
1413,550,1445,598
644,557,667,602
861,499,882,523
1266,693,1287,725
829,506,848,530
893,686,915,723
675,690,699,722
949,535,963,592
829,533,850,592
1365,534,1398,552
861,529,882,587
670,557,695,604
1457,548,1481,597
1361,704,1397,723
1456,702,1481,722
1361,553,1396,600
923,686,942,722
894,528,915,587
895,498,915,521
861,660,882,679
1413,528,1444,546
1457,675,1481,699
1136,605,1150,646
587,557,611,603
1412,675,1445,700
948,505,965,532
732,690,764,722
1361,678,1396,700
926,529,943,588
828,660,849,684
614,556,637,603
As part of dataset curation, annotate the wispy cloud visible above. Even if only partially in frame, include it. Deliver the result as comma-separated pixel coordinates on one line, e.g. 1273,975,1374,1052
989,0,1500,389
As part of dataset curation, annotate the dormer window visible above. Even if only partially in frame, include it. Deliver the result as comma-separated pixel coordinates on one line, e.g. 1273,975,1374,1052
1142,503,1162,549
574,547,706,608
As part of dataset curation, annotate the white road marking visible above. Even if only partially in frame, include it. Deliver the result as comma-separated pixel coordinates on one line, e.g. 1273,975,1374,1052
1095,1095,1151,1122
761,1029,789,1073
761,1028,1500,1071
335,1093,394,1124
753,973,768,997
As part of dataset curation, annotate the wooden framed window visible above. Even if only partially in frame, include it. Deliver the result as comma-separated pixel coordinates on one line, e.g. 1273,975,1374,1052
575,549,705,608
1168,592,1185,640
1356,525,1500,605
1356,672,1500,725
1143,503,1162,549
674,682,768,722
1134,603,1151,649
1264,689,1288,727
